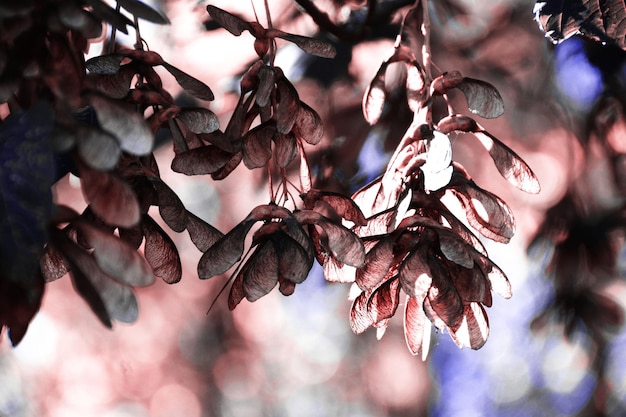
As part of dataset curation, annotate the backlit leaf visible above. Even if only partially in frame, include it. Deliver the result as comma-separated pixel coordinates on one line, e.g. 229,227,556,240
350,288,374,334
367,278,401,325
404,296,431,359
450,302,490,349
362,64,387,125
427,259,464,328
356,236,395,290
456,78,505,119
77,126,121,171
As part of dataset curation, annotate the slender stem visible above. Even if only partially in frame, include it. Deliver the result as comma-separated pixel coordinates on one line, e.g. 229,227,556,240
268,163,275,203
421,0,432,80
108,3,121,54
134,15,142,50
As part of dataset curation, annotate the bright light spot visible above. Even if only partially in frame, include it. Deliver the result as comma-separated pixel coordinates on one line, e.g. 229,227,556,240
69,172,81,188
487,354,532,404
541,338,590,393
13,312,59,368
149,384,201,417
470,197,489,221
58,354,114,408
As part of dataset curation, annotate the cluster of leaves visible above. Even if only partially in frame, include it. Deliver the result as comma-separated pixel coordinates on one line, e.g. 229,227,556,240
0,0,221,343
0,0,542,361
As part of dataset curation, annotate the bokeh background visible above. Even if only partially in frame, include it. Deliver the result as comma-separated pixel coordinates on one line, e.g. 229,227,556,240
3,0,626,416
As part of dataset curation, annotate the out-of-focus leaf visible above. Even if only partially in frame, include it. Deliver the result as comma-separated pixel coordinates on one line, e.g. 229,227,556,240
450,302,489,349
77,126,121,171
186,211,224,252
69,266,112,328
243,242,279,301
89,65,136,99
198,218,257,278
292,101,324,145
404,296,431,359
85,54,124,75
142,215,182,284
177,108,219,134
162,63,214,101
84,0,133,33
90,96,154,156
456,78,505,119
206,5,252,36
0,102,55,292
534,0,626,49
118,0,169,24
172,146,234,175
270,30,337,58
242,121,274,169
362,63,387,125
76,222,155,287
79,164,141,227
275,79,300,134
406,62,426,112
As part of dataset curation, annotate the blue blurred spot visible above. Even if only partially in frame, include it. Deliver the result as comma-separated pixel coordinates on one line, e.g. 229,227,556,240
355,130,391,186
554,37,604,112
549,373,595,415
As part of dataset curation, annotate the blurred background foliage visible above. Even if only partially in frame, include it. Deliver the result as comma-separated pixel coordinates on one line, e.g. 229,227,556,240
3,0,626,416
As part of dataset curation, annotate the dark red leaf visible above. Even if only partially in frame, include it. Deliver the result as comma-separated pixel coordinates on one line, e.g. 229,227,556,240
243,242,279,301
79,164,141,228
278,277,296,296
206,5,253,36
367,278,400,326
255,66,276,108
152,179,187,232
406,62,426,112
211,152,242,180
275,79,300,134
142,215,182,284
162,63,214,101
427,259,464,328
185,211,224,252
273,232,313,284
273,131,298,167
242,121,274,169
269,30,337,58
40,244,70,282
356,236,395,290
228,269,246,310
85,54,124,75
88,65,136,99
171,146,234,175
292,101,324,145
177,108,220,134
456,78,505,119
119,224,144,249
303,189,368,226
198,218,256,278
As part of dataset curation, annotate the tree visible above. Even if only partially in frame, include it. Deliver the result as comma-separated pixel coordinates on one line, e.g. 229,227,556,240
1,0,626,415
